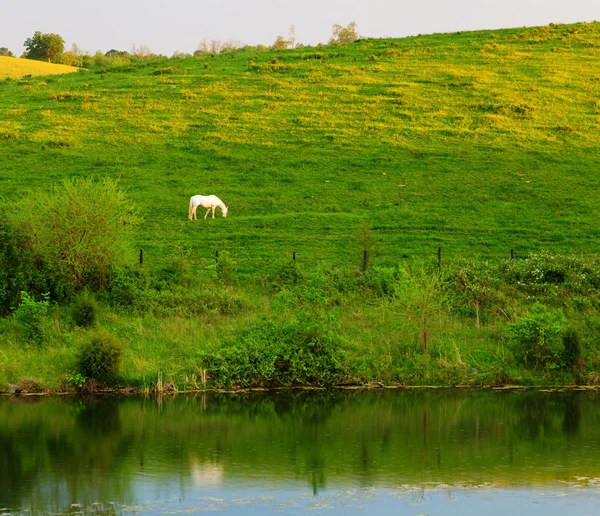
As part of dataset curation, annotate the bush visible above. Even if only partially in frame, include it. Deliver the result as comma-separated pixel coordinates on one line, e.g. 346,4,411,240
200,272,346,387
199,319,346,388
7,177,139,292
507,303,566,369
562,327,583,370
71,291,98,328
269,260,303,289
0,221,35,315
77,330,123,386
13,291,51,344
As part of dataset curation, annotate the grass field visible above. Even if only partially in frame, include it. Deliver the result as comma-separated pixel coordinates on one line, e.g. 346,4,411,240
2,22,600,391
1,22,599,273
0,56,80,79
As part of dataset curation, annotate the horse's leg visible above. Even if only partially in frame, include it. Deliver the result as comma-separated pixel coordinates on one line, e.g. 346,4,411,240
204,207,210,220
212,205,216,219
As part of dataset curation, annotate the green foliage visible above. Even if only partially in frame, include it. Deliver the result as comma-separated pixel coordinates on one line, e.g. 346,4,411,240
13,291,51,344
0,47,13,57
507,303,566,369
65,371,87,389
269,260,304,289
77,330,123,387
329,22,359,45
71,291,98,328
394,264,449,352
448,259,496,327
216,251,236,286
0,220,35,315
562,327,583,371
8,177,138,292
23,31,65,63
200,318,346,388
200,272,346,387
108,265,245,316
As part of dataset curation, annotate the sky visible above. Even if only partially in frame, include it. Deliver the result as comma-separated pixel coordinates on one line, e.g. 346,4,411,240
2,0,599,56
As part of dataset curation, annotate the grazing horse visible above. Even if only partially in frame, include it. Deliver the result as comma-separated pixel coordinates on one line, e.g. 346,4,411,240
189,195,229,220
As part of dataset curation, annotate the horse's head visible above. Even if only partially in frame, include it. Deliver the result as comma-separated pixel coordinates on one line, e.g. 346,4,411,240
222,206,228,218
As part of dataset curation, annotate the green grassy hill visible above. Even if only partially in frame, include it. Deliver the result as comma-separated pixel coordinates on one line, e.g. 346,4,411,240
3,21,600,391
1,22,600,273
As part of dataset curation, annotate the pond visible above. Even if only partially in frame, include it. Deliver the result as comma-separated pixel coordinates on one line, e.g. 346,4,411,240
2,388,600,515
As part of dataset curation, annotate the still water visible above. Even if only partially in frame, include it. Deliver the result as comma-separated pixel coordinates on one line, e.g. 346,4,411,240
2,388,600,515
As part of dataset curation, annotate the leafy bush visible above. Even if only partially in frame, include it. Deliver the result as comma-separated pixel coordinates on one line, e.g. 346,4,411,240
13,291,51,344
562,327,583,370
0,221,36,315
507,303,566,369
199,319,346,388
269,260,304,289
77,330,123,386
200,272,346,387
71,291,98,328
7,177,139,292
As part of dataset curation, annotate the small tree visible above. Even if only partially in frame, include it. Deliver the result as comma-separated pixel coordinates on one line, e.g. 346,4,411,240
329,22,359,45
0,47,14,57
272,35,289,50
24,31,65,63
395,264,448,352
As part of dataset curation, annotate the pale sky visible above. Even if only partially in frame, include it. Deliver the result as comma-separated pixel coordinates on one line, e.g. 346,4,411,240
2,0,599,56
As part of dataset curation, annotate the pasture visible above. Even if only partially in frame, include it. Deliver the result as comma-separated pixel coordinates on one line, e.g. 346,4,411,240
0,22,599,275
2,22,600,391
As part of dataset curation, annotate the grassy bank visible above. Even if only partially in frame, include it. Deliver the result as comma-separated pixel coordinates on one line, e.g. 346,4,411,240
1,22,600,391
2,250,600,393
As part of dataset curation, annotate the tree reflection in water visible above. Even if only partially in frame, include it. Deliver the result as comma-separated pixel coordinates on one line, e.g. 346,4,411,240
2,389,600,513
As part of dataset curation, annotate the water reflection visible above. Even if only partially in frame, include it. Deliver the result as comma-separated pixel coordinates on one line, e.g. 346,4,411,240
2,389,600,513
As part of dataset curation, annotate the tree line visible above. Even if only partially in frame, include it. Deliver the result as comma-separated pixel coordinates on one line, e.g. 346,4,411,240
2,23,360,68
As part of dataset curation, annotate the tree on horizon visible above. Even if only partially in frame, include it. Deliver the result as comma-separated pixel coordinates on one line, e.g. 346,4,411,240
24,31,65,63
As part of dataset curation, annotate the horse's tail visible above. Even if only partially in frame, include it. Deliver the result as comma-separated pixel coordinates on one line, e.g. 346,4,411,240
188,197,193,220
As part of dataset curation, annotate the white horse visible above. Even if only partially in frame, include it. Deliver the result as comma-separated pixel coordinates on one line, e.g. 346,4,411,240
189,195,229,220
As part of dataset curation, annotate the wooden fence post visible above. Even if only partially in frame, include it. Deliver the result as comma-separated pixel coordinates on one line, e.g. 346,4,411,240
139,249,143,266
511,248,515,260
363,250,368,272
215,250,219,262
293,251,296,261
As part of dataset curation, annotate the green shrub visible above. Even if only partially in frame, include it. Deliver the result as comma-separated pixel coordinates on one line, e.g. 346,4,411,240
13,291,51,344
507,303,566,369
200,272,346,387
77,330,123,386
0,221,35,315
199,319,346,388
269,260,303,289
71,291,98,328
6,177,139,293
562,327,583,370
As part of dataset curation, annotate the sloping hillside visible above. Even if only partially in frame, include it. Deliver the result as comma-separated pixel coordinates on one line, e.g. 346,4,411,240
0,56,80,79
0,22,599,271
